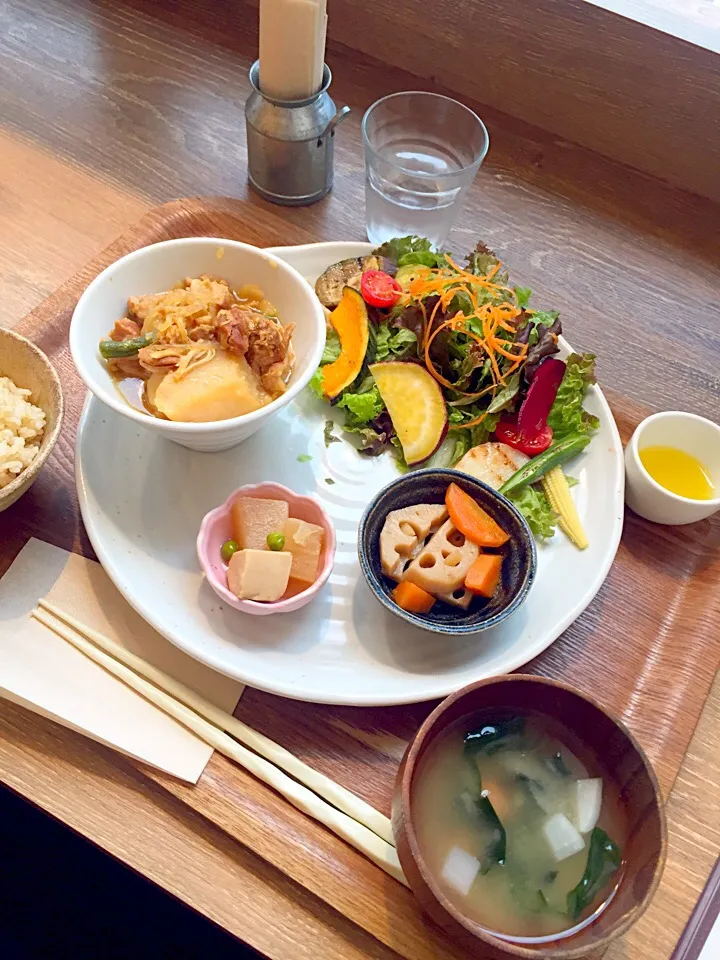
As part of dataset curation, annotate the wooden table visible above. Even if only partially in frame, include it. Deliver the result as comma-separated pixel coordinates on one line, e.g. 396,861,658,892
1,1,718,957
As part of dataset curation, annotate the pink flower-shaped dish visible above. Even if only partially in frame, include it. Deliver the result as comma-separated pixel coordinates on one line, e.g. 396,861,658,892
197,481,336,615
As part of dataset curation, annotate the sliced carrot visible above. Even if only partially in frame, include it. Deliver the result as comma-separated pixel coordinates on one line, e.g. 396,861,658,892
465,554,504,598
446,483,510,548
391,580,436,614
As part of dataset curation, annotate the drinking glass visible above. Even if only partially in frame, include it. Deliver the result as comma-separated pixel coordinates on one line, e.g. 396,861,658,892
362,92,489,248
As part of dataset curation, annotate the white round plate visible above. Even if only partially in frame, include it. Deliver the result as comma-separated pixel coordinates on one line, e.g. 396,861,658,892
76,241,624,705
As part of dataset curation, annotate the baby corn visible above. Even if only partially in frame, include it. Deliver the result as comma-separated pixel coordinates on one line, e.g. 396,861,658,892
542,466,588,549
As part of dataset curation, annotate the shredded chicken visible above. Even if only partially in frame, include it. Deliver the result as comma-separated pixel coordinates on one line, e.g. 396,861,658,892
128,275,234,344
109,317,142,341
138,342,215,379
247,316,295,379
108,356,145,378
102,275,293,404
217,304,251,356
217,304,294,396
106,317,144,376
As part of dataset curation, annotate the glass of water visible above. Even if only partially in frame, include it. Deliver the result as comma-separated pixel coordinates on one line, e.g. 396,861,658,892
362,92,489,248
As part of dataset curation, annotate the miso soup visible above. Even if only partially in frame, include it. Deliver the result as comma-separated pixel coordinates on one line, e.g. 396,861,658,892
414,712,626,940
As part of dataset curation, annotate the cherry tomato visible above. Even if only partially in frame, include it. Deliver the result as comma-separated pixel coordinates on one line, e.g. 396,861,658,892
360,270,402,309
495,417,554,455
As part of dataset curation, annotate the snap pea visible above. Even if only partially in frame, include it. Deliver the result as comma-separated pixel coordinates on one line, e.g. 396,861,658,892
499,433,590,496
99,331,156,359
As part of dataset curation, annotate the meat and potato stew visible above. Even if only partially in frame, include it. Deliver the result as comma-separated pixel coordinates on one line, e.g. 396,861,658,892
99,276,294,422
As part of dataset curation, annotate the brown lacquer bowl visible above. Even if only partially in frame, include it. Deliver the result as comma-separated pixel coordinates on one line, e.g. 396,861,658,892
392,676,667,959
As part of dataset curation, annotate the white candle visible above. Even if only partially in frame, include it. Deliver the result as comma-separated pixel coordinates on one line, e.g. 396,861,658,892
259,0,328,101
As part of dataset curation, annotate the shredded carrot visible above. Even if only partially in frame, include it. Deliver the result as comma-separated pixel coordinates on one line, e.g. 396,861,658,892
398,251,528,425
449,408,493,430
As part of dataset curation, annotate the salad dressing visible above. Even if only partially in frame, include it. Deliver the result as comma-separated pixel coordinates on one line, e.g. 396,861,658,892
639,446,714,500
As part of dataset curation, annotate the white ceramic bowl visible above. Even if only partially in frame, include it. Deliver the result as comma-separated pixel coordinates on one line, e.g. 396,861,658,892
69,237,326,452
624,411,720,525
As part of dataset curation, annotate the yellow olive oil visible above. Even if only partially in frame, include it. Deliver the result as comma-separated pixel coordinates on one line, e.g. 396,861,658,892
639,446,714,500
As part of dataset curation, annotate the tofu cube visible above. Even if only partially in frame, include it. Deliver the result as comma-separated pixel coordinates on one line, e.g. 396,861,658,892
231,497,289,551
227,549,292,602
284,518,324,584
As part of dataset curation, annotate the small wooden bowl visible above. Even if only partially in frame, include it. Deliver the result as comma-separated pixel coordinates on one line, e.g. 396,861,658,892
0,328,64,512
393,675,667,959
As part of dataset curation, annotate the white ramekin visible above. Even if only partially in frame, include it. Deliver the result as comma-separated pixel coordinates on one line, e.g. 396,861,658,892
69,237,326,452
624,411,720,525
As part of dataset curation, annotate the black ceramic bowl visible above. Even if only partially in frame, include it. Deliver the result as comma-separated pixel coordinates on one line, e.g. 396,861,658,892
357,468,536,635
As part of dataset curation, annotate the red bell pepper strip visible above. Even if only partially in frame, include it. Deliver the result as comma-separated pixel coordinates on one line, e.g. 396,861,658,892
516,358,566,437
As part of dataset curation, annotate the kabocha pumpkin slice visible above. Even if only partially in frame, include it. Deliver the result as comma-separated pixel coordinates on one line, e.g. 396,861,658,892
321,287,369,399
368,361,448,465
445,482,510,548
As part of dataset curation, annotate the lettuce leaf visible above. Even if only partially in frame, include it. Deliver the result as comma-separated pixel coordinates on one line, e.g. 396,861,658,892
308,328,341,398
447,411,502,465
547,353,599,441
507,485,557,540
337,384,384,424
321,327,341,363
373,323,417,362
514,286,532,309
373,236,444,269
487,374,521,414
308,367,325,399
465,242,508,284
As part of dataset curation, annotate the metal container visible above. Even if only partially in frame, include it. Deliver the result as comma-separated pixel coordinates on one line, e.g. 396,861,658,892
245,61,350,206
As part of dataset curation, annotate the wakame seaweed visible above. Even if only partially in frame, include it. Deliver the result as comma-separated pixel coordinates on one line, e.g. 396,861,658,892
567,828,622,920
464,716,526,757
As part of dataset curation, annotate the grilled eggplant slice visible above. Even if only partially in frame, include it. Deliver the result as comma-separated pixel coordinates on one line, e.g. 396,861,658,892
315,255,385,309
315,256,378,309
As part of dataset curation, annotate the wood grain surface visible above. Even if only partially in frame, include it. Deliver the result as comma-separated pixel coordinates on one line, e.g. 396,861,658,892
247,0,720,202
0,2,719,959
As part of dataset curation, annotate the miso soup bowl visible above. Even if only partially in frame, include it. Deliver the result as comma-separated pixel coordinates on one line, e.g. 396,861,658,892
69,237,326,453
393,675,667,959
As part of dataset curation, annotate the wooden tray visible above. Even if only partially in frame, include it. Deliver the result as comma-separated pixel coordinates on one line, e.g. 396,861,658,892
7,197,720,960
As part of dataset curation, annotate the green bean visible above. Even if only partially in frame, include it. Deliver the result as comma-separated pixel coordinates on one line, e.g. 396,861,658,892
99,331,156,359
499,434,591,496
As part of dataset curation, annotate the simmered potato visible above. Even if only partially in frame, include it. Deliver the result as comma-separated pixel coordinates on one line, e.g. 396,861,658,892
152,351,270,422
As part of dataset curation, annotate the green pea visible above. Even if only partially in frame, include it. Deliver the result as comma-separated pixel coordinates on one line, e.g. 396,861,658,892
221,538,240,563
266,532,285,551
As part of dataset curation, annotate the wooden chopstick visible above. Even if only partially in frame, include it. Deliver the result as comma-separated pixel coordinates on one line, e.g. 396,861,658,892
36,600,394,845
32,604,406,885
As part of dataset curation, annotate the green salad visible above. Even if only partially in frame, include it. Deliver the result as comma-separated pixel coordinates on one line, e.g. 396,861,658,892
309,236,599,545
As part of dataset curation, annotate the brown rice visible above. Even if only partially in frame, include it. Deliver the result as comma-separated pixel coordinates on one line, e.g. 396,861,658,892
0,376,46,489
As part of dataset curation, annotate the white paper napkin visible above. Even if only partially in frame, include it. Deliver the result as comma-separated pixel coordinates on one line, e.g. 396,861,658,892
0,539,244,782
